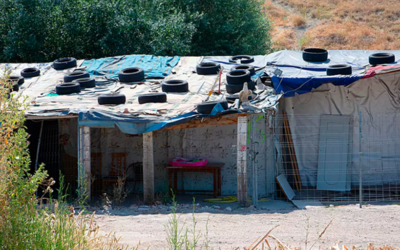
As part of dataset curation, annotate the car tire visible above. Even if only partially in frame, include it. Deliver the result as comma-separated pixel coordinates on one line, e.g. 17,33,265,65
21,68,40,78
138,93,167,104
326,64,352,76
64,71,90,82
197,101,228,114
162,80,189,92
98,94,126,105
196,62,221,75
229,55,254,64
226,70,251,85
118,67,145,82
53,57,77,70
369,53,395,65
226,81,255,94
231,65,255,75
56,83,81,95
9,76,24,85
73,78,96,88
302,48,328,62
12,84,19,92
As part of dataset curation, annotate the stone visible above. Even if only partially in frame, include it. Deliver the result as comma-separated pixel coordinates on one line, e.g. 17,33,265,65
225,207,232,212
212,205,220,209
138,207,150,211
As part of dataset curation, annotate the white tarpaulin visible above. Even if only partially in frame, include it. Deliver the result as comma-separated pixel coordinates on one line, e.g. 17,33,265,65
281,70,400,187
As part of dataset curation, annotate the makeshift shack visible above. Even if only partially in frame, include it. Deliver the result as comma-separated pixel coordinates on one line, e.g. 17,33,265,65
266,50,400,202
6,55,279,206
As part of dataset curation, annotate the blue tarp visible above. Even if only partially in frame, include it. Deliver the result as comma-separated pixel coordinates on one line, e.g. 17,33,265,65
78,109,240,134
81,55,180,79
265,50,400,97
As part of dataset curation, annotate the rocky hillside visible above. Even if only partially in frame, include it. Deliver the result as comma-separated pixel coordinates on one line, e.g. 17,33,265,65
263,0,400,50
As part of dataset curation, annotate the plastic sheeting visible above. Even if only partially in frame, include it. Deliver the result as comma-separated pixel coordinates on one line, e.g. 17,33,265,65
281,70,400,187
265,50,400,97
81,55,180,79
1,54,280,135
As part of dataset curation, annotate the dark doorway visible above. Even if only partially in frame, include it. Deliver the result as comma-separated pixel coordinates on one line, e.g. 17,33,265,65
26,120,61,198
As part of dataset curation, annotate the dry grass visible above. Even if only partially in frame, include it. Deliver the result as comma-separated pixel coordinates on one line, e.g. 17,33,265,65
247,222,396,250
263,1,289,27
265,0,400,50
289,15,306,27
305,21,400,50
273,29,297,50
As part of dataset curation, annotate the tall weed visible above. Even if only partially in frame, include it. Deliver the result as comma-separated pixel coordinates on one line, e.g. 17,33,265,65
0,73,125,249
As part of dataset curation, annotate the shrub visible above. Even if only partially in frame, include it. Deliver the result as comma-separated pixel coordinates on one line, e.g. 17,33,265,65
183,0,273,55
290,15,306,27
0,0,272,62
0,72,123,249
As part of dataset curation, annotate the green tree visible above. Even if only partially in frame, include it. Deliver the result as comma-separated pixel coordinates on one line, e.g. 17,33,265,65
0,0,271,62
183,0,272,55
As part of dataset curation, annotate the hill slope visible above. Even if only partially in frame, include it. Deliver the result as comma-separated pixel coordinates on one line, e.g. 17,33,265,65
264,0,400,50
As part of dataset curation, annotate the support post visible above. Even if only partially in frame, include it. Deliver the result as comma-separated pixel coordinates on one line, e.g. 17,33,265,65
237,116,248,207
251,115,259,208
143,132,154,205
34,120,44,197
359,111,362,208
78,126,91,201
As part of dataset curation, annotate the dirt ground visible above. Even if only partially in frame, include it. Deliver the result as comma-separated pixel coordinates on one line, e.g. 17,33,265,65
94,200,400,249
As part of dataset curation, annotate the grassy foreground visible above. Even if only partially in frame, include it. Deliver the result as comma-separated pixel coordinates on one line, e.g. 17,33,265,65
0,72,123,249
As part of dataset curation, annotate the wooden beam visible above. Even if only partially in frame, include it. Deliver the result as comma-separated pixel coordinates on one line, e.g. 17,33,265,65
78,126,91,201
237,116,248,207
162,113,249,131
143,132,154,205
83,126,91,200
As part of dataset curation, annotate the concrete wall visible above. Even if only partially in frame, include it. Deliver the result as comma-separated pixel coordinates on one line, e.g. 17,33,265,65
60,114,276,198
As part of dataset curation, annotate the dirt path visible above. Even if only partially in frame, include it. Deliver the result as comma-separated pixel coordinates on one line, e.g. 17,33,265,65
95,202,400,249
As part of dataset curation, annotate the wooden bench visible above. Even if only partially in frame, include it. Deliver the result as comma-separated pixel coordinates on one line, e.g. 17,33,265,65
166,163,224,198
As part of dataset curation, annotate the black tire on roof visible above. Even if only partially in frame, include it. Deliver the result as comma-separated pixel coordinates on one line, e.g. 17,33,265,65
73,78,96,88
8,76,24,85
12,84,19,92
56,83,81,95
229,55,254,64
302,48,328,62
225,81,255,94
197,100,228,114
231,65,255,75
138,93,167,104
21,68,40,78
98,94,126,105
53,57,77,70
326,64,352,76
226,69,252,85
161,79,189,93
369,53,395,65
64,71,90,83
196,62,221,75
118,67,145,82
2,88,11,98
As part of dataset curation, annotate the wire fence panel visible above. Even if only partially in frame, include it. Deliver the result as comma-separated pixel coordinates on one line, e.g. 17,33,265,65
359,112,400,202
273,112,400,204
